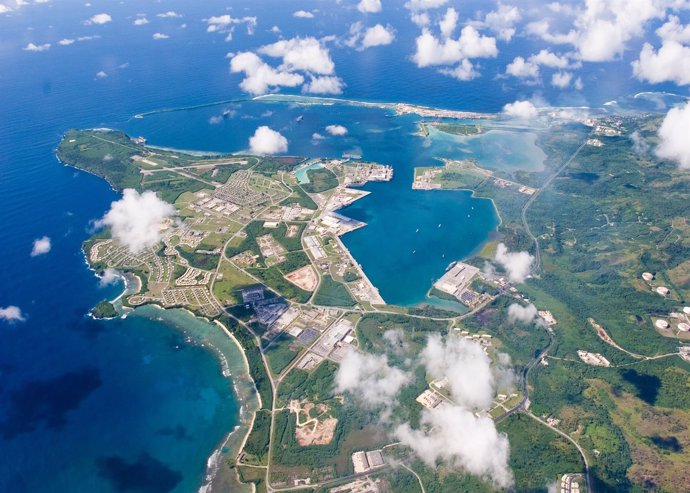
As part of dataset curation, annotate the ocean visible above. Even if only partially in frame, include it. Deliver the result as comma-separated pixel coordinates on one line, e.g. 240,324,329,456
0,0,685,491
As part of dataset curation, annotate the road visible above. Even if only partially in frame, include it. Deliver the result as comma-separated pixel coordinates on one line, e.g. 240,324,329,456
526,412,593,493
521,139,589,271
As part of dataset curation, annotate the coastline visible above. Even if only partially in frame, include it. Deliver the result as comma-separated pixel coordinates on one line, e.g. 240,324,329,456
129,306,259,493
83,234,258,493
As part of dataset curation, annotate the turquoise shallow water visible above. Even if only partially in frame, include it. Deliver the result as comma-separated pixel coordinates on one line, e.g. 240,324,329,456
295,162,324,184
426,126,548,172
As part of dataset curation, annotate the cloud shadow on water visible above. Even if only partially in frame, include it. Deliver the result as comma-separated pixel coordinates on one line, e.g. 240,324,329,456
96,454,183,493
0,368,101,439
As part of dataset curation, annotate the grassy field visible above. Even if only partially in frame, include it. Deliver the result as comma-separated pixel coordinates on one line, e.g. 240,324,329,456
433,122,484,136
212,260,256,305
415,159,490,189
312,275,356,307
302,168,339,193
265,333,302,376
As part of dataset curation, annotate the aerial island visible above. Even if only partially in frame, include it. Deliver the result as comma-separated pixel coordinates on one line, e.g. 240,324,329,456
57,102,690,493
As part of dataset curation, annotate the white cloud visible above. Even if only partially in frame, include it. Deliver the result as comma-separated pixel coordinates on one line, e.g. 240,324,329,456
31,236,51,256
85,13,111,25
23,42,50,52
99,268,121,287
230,51,304,95
312,132,325,141
95,189,176,254
249,126,288,155
530,49,572,69
494,243,534,282
157,11,180,18
152,33,169,40
302,75,345,94
505,56,539,78
405,0,447,10
440,59,479,80
206,14,256,36
632,41,690,86
361,23,395,48
484,3,521,41
421,334,498,410
394,334,515,487
58,35,99,47
657,15,690,43
656,102,690,169
395,404,513,489
293,10,314,19
413,26,497,67
502,100,538,119
507,302,538,324
506,49,576,81
325,124,348,136
260,37,335,75
410,12,430,27
551,71,573,88
0,306,26,323
133,17,149,26
382,328,409,354
335,349,411,407
631,130,650,154
528,0,683,63
439,7,458,38
95,70,107,78
358,0,382,13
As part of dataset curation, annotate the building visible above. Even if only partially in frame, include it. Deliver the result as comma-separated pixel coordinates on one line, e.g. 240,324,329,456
433,262,480,299
416,389,443,409
241,285,265,304
352,451,369,474
538,310,558,326
365,450,384,468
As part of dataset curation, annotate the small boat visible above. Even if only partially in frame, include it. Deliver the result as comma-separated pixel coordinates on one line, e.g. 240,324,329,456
412,250,416,254
438,223,442,228
415,228,419,233
296,115,304,123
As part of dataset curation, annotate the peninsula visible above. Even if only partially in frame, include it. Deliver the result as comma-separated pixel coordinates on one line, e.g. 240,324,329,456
58,101,690,493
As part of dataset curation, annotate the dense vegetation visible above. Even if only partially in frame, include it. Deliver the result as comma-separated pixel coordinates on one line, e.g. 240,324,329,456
218,315,272,411
90,300,117,319
302,168,339,193
499,414,584,491
277,361,338,406
244,410,272,463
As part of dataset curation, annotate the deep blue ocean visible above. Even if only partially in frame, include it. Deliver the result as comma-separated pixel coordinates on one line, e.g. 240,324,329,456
0,0,687,491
